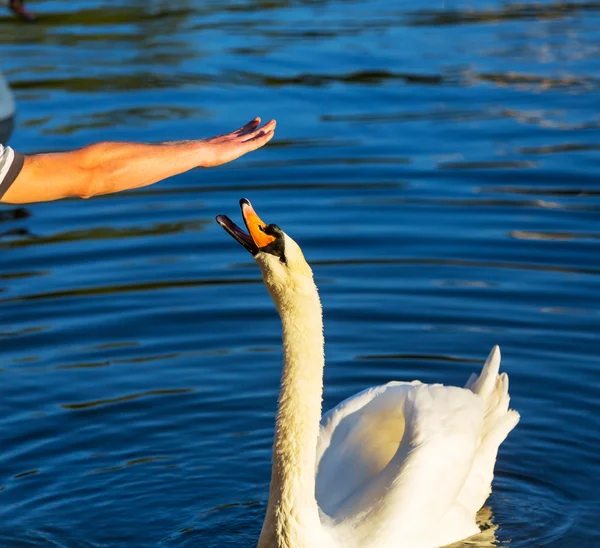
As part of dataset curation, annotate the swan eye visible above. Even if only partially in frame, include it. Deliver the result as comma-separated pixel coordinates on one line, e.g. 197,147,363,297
260,225,286,264
264,224,283,237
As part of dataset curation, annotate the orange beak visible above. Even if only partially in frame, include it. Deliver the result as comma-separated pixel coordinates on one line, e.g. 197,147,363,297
216,198,276,256
241,199,276,249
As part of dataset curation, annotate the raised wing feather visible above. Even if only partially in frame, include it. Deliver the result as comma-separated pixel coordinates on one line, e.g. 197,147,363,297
316,382,487,547
316,381,419,516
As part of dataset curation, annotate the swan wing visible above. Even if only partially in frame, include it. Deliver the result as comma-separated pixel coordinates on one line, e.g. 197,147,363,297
315,347,519,547
316,381,420,516
316,382,486,546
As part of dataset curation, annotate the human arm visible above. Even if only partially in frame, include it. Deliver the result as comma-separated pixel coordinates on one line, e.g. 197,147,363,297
0,117,276,204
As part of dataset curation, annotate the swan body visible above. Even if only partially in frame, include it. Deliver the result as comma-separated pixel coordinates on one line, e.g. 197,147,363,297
217,199,520,548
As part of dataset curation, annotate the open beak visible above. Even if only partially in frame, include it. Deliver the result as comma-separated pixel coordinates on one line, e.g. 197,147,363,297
216,198,276,255
10,0,36,21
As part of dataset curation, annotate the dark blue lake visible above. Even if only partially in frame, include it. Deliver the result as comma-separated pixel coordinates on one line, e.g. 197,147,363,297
1,1,599,546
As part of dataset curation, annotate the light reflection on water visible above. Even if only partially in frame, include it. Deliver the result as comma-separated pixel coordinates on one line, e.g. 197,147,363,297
1,0,600,546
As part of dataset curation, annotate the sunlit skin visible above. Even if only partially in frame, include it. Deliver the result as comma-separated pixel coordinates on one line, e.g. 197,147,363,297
1,118,276,204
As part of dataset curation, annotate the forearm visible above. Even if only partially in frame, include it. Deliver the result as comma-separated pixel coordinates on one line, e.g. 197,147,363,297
2,141,205,204
77,140,206,198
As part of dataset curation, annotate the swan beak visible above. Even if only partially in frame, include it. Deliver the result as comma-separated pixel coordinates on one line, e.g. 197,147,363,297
240,199,276,249
216,198,275,255
10,0,36,21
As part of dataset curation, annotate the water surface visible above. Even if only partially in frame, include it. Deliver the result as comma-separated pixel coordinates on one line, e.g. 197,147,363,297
1,1,599,546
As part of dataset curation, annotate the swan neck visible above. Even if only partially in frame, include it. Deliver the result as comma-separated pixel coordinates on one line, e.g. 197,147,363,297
268,286,325,545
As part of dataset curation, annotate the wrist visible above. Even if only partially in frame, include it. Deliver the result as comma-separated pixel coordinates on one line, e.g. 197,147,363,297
189,139,214,168
164,139,212,169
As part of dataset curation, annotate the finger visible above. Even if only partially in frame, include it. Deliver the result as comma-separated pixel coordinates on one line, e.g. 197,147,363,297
244,129,275,147
235,117,261,135
241,120,276,142
260,119,276,132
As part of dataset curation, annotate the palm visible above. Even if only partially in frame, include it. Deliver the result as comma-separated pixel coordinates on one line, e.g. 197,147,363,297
202,118,276,167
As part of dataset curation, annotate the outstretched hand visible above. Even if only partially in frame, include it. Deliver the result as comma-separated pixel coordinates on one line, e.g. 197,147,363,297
199,117,276,168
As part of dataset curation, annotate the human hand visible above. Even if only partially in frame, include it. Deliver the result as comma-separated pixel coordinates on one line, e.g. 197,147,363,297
198,117,276,168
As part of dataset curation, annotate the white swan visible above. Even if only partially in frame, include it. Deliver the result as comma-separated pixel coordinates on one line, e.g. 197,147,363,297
216,199,520,548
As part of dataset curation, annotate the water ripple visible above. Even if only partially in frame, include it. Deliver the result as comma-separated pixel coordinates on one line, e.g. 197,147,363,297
408,3,600,27
1,278,261,303
61,388,194,410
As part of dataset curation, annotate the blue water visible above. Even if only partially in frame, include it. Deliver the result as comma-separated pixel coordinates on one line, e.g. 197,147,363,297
1,1,600,546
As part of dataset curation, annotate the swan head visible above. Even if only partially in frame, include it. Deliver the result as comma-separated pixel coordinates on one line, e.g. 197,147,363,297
4,0,35,21
216,199,316,304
